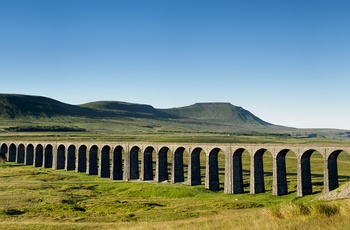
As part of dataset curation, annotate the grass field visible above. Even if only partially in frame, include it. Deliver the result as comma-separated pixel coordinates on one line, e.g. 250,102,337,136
1,115,350,229
1,148,350,229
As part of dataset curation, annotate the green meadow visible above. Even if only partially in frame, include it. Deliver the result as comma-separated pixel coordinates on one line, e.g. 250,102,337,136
0,113,350,229
1,139,350,229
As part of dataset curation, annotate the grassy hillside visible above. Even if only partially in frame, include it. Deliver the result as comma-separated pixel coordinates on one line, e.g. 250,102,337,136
0,94,349,140
0,94,102,118
81,101,176,119
162,102,271,125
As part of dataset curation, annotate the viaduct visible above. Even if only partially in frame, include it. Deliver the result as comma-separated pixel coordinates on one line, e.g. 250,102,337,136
1,141,349,197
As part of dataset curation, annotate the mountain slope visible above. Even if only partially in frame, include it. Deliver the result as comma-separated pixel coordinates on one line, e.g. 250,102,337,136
0,94,94,118
81,101,176,119
162,102,271,126
0,94,269,127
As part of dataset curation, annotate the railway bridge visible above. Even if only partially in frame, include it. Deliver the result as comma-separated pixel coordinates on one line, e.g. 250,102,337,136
1,141,349,197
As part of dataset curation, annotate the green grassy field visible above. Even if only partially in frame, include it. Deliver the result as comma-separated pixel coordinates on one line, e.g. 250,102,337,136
1,115,350,229
1,146,350,229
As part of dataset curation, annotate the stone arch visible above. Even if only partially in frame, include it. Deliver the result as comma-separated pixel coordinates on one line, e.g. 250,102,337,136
44,144,53,168
76,145,87,173
273,149,298,196
156,146,170,182
56,144,66,169
172,147,186,183
34,144,43,167
142,146,155,181
8,143,16,162
111,145,124,180
298,149,324,196
251,148,273,194
206,147,223,191
25,144,34,165
87,145,98,175
66,145,76,171
16,144,25,164
231,148,247,194
99,145,110,178
0,143,8,161
188,147,205,186
129,146,141,180
326,149,346,192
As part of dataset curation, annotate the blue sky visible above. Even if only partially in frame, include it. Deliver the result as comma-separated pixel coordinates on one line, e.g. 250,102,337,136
1,0,349,129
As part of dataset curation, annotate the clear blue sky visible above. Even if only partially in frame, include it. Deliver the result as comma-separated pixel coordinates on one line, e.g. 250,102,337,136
1,0,349,129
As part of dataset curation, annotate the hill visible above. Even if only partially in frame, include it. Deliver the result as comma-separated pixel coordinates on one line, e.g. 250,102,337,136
162,102,271,126
0,94,271,127
0,93,348,139
81,101,176,119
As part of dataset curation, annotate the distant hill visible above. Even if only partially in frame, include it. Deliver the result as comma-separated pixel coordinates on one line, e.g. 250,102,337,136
162,102,271,126
0,94,349,139
0,94,270,126
0,94,174,119
81,101,176,119
0,94,94,118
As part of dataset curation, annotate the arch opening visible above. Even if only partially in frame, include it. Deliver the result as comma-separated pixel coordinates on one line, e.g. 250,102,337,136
25,144,34,165
142,146,155,181
0,144,8,161
232,148,250,194
16,144,25,164
44,145,53,168
76,145,87,173
8,144,16,162
87,145,98,175
172,147,187,184
112,146,124,180
327,150,349,192
56,145,66,170
129,146,141,180
299,149,324,196
188,147,206,186
274,149,297,196
206,147,224,191
66,145,76,171
157,147,170,182
99,145,111,178
34,144,43,167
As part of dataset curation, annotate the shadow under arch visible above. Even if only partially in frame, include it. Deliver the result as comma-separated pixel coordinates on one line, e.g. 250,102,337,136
129,145,141,180
66,145,76,171
299,149,324,196
56,144,66,170
188,147,206,186
142,146,155,181
16,144,25,164
25,144,34,165
231,148,249,194
206,147,223,191
34,144,43,167
76,145,87,173
326,149,348,192
87,145,98,175
99,145,111,178
274,149,297,196
8,143,16,162
251,148,274,194
111,145,124,180
156,146,171,182
44,144,53,168
0,143,8,160
172,146,186,183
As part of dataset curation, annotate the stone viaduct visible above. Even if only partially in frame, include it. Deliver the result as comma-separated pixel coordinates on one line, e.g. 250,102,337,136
0,141,349,197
